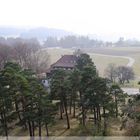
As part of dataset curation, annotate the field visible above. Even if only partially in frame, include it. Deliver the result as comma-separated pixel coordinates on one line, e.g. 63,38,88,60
45,47,140,87
88,53,128,77
46,47,128,77
83,47,140,56
83,47,140,87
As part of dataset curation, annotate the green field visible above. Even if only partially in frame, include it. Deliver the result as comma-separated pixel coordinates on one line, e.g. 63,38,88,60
83,47,140,77
89,53,128,76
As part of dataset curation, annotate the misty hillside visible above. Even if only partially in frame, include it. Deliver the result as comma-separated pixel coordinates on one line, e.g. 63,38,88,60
0,26,73,40
0,27,26,37
20,27,73,40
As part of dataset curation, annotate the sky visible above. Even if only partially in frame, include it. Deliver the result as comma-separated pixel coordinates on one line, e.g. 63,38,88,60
0,0,140,38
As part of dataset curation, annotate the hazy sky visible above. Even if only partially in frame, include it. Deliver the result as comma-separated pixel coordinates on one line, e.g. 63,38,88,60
0,0,140,36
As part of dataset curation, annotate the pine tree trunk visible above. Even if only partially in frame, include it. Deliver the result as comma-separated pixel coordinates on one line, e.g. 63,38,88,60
97,106,101,132
3,110,8,137
93,107,97,125
73,100,76,118
103,107,107,136
63,100,70,129
59,103,63,119
81,105,86,126
62,102,64,113
1,110,8,140
0,112,4,125
79,91,85,126
98,106,101,121
97,107,99,121
114,94,118,118
32,121,35,137
28,120,32,137
69,96,72,114
21,99,27,129
38,120,42,137
15,100,22,122
45,123,49,136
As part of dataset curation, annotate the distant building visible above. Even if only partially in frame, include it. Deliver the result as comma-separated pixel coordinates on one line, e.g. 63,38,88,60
46,55,78,76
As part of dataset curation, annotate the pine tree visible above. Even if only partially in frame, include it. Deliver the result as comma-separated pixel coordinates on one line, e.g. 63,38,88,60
50,69,70,129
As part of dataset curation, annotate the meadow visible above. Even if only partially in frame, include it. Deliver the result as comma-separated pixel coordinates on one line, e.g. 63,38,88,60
45,47,140,87
46,47,129,77
83,47,140,81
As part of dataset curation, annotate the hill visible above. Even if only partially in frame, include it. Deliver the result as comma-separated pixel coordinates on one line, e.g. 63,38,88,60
0,26,73,40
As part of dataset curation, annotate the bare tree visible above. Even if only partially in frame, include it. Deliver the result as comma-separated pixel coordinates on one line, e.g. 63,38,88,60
116,66,135,84
0,37,50,73
0,44,13,69
29,49,50,73
104,63,117,83
13,38,50,73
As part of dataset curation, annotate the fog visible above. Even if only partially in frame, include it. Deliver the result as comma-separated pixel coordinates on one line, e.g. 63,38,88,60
0,0,140,41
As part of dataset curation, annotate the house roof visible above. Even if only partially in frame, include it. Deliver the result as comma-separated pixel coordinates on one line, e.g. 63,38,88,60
51,55,78,68
46,55,78,74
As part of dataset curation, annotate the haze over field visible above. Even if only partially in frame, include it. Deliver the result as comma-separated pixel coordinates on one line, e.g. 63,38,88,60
0,0,140,41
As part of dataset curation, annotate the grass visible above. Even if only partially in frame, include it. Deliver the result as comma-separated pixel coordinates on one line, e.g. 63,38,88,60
89,53,128,77
8,107,126,136
46,48,73,64
84,47,140,77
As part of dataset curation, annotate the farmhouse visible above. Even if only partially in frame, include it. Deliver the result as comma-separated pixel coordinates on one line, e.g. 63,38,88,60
46,55,78,76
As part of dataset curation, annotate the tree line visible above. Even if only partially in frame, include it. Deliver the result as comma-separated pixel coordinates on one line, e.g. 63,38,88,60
0,37,49,73
44,36,105,48
44,36,140,48
0,62,56,137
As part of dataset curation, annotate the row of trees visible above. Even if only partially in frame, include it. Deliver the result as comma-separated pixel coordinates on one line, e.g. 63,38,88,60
44,36,104,48
50,53,126,135
0,62,56,137
0,37,49,73
115,37,140,47
44,36,140,48
105,63,135,84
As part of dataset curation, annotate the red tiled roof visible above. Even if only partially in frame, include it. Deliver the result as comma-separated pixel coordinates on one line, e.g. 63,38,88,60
52,55,78,68
46,55,78,74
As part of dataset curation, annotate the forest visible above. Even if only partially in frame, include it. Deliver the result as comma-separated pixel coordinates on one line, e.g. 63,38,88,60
44,36,140,48
0,42,140,137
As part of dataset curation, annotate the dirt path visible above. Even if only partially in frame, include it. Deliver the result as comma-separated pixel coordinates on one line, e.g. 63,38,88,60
88,53,135,67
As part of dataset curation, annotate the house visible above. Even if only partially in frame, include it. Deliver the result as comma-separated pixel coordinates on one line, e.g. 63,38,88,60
46,55,78,76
